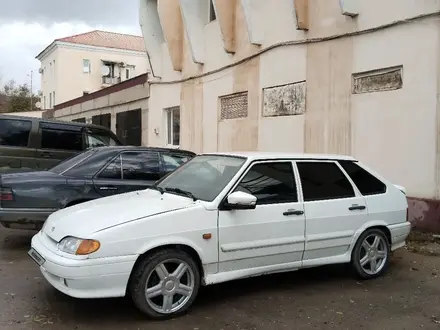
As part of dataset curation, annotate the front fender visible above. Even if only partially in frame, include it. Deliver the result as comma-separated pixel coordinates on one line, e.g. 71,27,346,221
135,235,207,264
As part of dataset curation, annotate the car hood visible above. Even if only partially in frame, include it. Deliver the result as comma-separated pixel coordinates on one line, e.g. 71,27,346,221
44,189,197,242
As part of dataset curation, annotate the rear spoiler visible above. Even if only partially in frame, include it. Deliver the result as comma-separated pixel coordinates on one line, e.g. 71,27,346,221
394,184,406,195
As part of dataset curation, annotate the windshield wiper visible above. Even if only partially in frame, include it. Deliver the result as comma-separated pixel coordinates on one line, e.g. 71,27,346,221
164,187,197,201
149,184,164,194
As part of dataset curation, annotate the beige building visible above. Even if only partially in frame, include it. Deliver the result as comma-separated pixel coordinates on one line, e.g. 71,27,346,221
36,30,149,109
53,0,440,232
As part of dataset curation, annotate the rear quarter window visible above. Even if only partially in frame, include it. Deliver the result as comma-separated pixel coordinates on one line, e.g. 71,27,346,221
338,160,386,196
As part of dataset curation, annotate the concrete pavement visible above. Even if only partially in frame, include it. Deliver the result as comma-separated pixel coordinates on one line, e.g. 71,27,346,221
1,227,439,330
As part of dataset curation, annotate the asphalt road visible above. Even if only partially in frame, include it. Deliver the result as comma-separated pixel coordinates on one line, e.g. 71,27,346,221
1,227,439,330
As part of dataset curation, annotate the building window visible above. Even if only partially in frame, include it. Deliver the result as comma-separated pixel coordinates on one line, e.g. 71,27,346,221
43,96,46,110
165,106,180,146
209,0,216,22
53,91,55,106
83,91,89,96
83,59,91,73
126,68,130,80
49,92,52,108
220,92,248,120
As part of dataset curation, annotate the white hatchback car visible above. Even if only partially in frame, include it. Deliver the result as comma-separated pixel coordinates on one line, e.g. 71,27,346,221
28,152,411,319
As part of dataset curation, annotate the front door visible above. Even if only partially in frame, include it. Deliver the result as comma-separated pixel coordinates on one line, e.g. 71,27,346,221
93,150,161,197
296,161,369,263
218,161,305,273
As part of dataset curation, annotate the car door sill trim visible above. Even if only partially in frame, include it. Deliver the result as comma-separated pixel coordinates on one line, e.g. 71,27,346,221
221,236,305,253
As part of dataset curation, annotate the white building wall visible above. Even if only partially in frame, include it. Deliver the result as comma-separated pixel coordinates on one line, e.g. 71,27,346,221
141,0,440,199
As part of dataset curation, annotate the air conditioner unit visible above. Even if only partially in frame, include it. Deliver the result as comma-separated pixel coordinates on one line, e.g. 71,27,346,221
38,68,43,74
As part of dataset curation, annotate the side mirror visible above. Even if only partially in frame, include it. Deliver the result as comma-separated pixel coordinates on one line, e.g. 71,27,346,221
225,191,257,210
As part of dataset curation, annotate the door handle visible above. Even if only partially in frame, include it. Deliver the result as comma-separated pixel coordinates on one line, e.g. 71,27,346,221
283,209,304,216
348,204,366,211
40,151,51,158
99,186,118,191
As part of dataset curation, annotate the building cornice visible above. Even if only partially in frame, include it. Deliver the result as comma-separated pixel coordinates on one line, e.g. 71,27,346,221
36,41,146,61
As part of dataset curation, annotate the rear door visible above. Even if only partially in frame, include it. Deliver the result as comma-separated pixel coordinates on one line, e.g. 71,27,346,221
36,122,84,170
296,160,368,263
0,117,37,174
93,150,161,197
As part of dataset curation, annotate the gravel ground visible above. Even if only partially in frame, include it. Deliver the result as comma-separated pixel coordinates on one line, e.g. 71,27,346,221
1,226,439,330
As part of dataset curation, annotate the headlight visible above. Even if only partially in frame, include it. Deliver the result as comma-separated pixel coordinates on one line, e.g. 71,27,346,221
58,237,100,255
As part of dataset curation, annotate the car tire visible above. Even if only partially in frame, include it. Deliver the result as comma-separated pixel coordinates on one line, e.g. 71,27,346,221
129,248,201,319
351,228,390,280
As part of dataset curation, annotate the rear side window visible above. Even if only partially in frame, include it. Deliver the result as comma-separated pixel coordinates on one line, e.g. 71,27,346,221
0,119,32,147
162,153,192,172
297,162,355,202
121,151,161,181
99,154,122,179
338,160,386,196
40,123,83,151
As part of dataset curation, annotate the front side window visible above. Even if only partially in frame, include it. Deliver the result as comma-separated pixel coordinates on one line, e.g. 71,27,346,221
338,160,386,196
40,126,83,151
234,162,298,205
165,106,180,146
157,155,246,202
0,119,32,147
121,151,161,181
297,161,355,202
162,153,192,172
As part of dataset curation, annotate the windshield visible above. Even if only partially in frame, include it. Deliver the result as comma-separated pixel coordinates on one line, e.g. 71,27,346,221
49,149,97,174
85,130,120,148
156,155,246,202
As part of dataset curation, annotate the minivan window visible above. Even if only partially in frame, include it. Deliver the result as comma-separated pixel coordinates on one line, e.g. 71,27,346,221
41,127,83,151
0,118,32,147
85,129,120,148
297,162,355,202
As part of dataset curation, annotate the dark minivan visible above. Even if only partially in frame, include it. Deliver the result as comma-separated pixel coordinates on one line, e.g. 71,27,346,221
0,114,122,174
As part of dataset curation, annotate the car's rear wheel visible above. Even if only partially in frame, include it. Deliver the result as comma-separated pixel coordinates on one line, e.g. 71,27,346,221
351,228,390,279
129,249,200,319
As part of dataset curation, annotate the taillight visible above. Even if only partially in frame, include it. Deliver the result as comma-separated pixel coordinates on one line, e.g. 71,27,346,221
406,207,409,222
0,188,13,201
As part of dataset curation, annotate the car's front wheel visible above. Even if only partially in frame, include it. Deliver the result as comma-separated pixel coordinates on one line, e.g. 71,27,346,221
129,249,200,319
351,228,390,279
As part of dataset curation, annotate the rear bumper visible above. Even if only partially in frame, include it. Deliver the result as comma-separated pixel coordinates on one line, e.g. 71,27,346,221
388,222,411,251
0,208,55,230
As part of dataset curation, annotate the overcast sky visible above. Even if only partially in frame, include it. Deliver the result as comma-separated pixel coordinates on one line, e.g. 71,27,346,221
0,0,141,92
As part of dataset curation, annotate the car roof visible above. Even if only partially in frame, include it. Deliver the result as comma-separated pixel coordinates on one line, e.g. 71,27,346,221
0,114,112,131
92,146,196,155
203,151,356,161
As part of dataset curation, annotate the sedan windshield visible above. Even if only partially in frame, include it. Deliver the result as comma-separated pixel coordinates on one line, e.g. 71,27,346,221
156,155,246,202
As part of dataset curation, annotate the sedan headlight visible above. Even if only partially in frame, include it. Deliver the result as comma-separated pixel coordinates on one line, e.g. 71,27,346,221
58,237,100,255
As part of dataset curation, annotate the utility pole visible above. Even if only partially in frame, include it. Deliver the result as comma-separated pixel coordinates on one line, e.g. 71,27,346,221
30,70,33,111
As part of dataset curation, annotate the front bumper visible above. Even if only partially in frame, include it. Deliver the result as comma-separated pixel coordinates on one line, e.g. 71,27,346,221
0,208,55,230
30,232,137,299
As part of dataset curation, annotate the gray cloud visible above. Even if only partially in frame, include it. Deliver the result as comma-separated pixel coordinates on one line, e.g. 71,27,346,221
0,0,139,26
